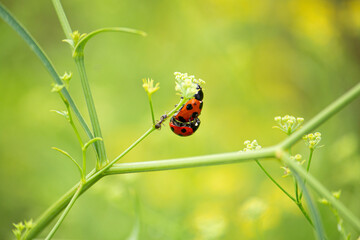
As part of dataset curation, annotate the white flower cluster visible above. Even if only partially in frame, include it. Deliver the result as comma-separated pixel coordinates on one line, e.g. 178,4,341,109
273,115,304,135
303,132,322,150
174,72,205,99
240,140,262,152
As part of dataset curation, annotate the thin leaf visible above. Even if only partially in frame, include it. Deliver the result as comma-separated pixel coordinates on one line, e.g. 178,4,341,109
52,147,82,178
50,110,68,118
74,27,146,54
83,137,103,152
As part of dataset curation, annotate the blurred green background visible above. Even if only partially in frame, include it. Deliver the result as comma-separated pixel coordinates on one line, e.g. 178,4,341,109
1,0,360,239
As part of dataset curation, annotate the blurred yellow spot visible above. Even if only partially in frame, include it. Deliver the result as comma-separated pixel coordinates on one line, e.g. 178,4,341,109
192,202,227,240
290,0,336,45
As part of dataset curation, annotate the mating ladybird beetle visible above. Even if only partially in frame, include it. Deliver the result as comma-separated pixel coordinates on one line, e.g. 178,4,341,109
169,117,200,137
174,85,204,122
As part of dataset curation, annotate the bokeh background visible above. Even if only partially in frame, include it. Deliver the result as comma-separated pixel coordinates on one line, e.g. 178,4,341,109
1,0,360,239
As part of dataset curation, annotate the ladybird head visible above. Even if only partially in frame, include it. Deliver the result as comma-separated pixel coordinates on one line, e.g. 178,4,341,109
194,84,204,101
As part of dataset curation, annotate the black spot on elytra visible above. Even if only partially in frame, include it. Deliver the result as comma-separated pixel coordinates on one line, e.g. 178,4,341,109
191,112,198,119
171,127,174,132
199,101,203,110
178,116,186,122
181,128,187,133
186,104,193,110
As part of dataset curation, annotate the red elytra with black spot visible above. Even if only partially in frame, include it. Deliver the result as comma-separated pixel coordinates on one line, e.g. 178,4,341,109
174,98,203,122
169,117,200,137
174,85,204,123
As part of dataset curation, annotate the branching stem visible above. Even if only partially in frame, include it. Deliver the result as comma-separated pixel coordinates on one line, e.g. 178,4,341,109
45,183,83,240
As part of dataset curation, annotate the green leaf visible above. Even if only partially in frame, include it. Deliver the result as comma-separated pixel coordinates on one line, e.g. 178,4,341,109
73,27,146,56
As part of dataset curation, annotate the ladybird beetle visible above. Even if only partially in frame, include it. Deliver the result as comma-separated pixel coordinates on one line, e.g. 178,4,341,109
174,85,204,122
169,117,200,137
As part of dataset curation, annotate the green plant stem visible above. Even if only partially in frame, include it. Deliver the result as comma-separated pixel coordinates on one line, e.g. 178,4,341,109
295,179,299,202
299,149,314,200
106,148,276,175
296,202,314,227
148,95,155,125
75,55,107,169
306,149,314,172
255,160,295,202
0,3,98,156
45,183,83,240
279,150,360,232
82,148,87,181
51,0,72,40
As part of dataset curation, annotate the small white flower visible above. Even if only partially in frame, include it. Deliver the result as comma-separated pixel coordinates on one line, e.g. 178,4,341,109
240,139,262,152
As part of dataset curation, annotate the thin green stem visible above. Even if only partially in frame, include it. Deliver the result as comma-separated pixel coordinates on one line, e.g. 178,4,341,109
297,202,314,227
66,101,84,148
306,149,314,172
295,180,299,203
82,137,103,178
82,149,86,182
255,160,296,202
58,92,84,148
75,56,107,169
51,0,72,40
299,149,314,200
88,126,157,182
167,98,188,118
148,95,155,125
45,183,83,240
106,148,276,175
